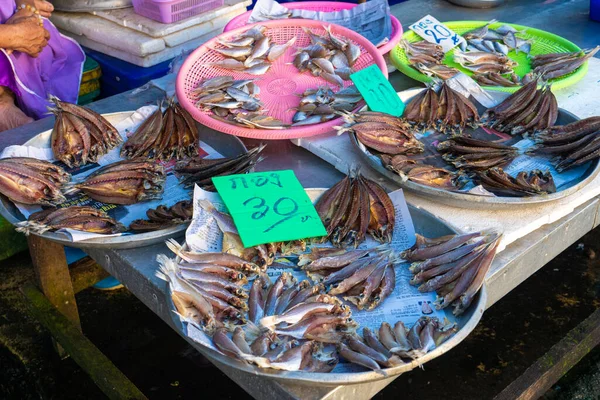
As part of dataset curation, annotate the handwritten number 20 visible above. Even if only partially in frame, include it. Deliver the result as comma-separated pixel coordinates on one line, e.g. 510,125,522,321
424,24,452,44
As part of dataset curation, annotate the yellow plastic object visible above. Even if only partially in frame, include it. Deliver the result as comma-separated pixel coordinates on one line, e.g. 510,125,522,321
390,21,587,92
78,79,101,97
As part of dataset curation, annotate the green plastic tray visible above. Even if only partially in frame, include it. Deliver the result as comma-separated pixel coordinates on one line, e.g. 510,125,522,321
390,21,587,92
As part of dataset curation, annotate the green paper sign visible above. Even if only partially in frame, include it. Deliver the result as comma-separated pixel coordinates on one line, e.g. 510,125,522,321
350,65,405,117
212,170,327,247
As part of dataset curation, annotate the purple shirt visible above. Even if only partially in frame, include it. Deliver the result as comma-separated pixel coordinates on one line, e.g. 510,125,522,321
0,2,84,119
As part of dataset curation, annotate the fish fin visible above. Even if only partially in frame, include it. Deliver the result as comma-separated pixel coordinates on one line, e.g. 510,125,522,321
259,315,279,328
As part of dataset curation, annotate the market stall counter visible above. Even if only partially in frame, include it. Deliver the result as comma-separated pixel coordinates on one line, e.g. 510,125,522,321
3,0,600,398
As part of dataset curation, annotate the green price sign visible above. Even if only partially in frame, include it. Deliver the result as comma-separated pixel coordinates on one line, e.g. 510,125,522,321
212,170,327,248
350,65,405,117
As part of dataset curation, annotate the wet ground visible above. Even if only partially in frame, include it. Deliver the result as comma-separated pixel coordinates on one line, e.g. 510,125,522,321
0,226,599,400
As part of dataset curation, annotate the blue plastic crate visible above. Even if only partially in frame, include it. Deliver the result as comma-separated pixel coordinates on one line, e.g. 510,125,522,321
83,47,173,98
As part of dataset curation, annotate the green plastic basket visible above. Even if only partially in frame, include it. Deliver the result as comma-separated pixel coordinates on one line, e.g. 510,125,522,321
390,21,587,93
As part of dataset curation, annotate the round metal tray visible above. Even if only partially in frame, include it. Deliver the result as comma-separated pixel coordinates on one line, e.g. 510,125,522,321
53,0,132,12
0,112,247,249
167,192,486,385
351,89,600,209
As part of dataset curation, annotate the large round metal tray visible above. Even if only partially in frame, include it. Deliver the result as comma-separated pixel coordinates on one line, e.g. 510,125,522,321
167,193,486,385
0,112,247,249
351,89,600,209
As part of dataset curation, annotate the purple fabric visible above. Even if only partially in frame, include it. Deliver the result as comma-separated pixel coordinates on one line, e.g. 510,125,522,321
0,1,84,120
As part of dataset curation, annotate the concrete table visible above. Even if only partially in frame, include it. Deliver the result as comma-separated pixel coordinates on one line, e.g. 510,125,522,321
7,0,600,398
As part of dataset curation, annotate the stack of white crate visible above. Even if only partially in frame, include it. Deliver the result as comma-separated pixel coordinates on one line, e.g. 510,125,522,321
51,0,251,67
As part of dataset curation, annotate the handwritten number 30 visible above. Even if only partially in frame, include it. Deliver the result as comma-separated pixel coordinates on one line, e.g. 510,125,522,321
243,197,299,219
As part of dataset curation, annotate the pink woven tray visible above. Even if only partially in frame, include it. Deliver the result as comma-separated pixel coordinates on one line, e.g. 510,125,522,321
223,1,403,55
176,20,387,140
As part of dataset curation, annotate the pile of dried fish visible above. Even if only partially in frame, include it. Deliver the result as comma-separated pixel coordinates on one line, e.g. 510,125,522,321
198,198,306,268
460,20,531,55
402,231,501,315
65,160,165,205
0,157,69,205
129,200,193,232
531,47,599,80
16,206,124,235
212,329,338,372
292,86,362,127
207,25,295,75
481,79,558,135
49,96,122,168
121,99,198,161
294,26,361,87
315,172,395,247
340,318,457,371
533,116,600,172
301,247,398,310
254,273,356,342
339,111,424,155
193,76,263,116
473,168,556,196
400,39,460,80
453,50,517,75
437,136,518,170
380,155,467,190
158,253,258,331
472,71,533,87
401,40,445,65
193,77,286,129
175,144,265,190
403,84,480,135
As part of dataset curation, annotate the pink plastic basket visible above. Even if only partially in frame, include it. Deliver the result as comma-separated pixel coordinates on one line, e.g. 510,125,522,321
176,20,387,140
132,0,224,24
223,1,403,55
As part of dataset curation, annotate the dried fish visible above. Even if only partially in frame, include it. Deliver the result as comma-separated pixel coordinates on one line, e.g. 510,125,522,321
65,160,165,205
175,144,265,190
482,78,557,135
129,200,193,232
16,206,125,235
48,96,121,167
532,46,599,80
533,116,600,171
402,231,502,315
121,99,199,161
0,158,70,206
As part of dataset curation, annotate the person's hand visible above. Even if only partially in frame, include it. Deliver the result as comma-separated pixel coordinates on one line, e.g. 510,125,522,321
18,1,54,18
8,17,50,57
5,8,37,25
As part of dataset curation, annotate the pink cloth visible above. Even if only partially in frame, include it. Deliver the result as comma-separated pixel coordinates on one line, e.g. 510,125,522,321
0,2,84,119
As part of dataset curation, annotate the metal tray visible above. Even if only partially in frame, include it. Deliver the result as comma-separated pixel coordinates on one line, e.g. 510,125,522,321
351,89,600,209
53,0,132,12
167,195,486,386
0,112,247,249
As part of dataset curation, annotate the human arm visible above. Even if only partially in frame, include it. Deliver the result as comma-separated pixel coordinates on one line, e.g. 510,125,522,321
0,16,49,57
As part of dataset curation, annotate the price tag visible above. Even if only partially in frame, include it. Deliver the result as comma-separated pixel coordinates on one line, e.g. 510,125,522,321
212,170,327,247
350,65,405,117
409,15,465,52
